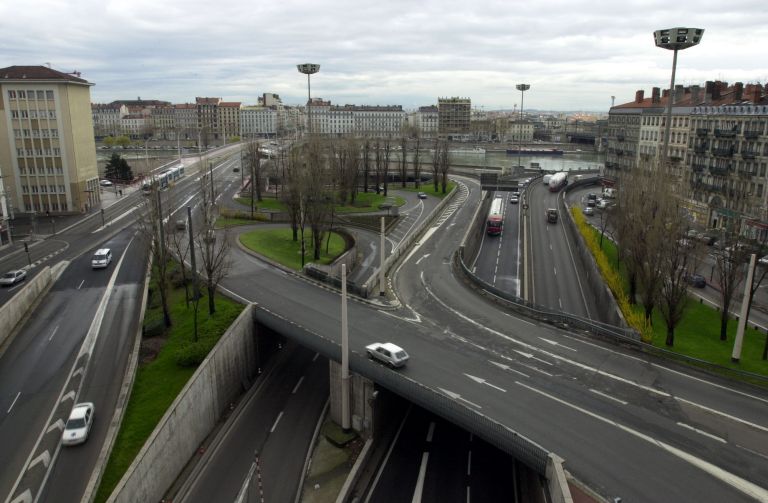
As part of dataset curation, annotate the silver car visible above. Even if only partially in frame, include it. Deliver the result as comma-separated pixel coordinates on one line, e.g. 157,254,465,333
0,269,27,286
366,342,409,368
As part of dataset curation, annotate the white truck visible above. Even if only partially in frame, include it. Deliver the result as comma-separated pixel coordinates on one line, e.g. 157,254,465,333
603,187,617,199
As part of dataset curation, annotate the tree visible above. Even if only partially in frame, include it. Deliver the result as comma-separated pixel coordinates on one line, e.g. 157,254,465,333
104,153,133,181
245,139,263,203
658,223,698,346
114,135,132,149
431,138,441,192
362,140,371,192
398,136,408,188
439,140,450,193
136,185,172,328
382,138,392,196
196,170,232,315
711,231,750,341
412,135,422,188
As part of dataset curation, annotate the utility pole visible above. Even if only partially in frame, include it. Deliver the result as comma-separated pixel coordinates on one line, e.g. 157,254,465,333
187,206,199,299
732,254,757,362
341,263,351,431
379,216,386,296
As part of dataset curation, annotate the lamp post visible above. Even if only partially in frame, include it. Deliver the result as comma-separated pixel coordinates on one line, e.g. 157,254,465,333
515,84,530,154
297,63,320,136
654,27,704,167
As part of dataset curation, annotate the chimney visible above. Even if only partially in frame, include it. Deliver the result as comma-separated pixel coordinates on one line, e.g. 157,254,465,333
675,85,684,104
690,85,701,104
704,81,716,104
652,87,661,103
746,84,761,104
635,90,644,103
734,82,744,101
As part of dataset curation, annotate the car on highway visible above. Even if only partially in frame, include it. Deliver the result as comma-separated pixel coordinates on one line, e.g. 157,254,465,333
417,192,427,199
233,167,240,172
583,206,594,216
0,269,27,286
509,195,519,204
91,248,113,269
596,199,610,209
366,342,409,368
99,179,113,187
760,255,768,266
685,273,706,288
62,402,94,446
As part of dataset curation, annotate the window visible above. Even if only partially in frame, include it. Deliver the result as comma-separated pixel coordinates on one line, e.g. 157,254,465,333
11,110,19,118
46,90,53,100
48,111,56,119
22,186,29,193
18,90,26,99
59,185,65,193
8,90,16,99
37,90,45,100
21,110,28,118
29,110,37,119
40,185,47,193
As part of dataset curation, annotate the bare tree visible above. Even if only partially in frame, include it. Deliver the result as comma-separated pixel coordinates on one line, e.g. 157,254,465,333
373,140,384,194
283,147,304,242
382,138,392,196
304,140,331,260
245,139,263,203
711,229,750,341
412,135,422,188
399,136,408,188
439,140,450,193
136,185,172,327
196,171,232,315
431,138,441,192
658,224,698,346
362,140,371,193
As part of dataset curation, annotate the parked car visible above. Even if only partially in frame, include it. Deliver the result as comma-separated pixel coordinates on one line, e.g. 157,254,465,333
91,248,113,269
366,342,409,368
583,206,594,216
760,255,768,265
685,273,707,288
175,220,187,231
233,167,240,173
596,199,609,209
417,192,427,199
99,179,113,187
62,402,94,446
509,195,519,204
0,269,27,286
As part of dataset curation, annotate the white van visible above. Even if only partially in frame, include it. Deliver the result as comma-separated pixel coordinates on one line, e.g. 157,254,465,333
92,248,112,269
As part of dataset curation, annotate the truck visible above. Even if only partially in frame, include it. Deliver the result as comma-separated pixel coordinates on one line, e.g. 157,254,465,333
542,174,552,185
546,208,558,223
548,172,568,192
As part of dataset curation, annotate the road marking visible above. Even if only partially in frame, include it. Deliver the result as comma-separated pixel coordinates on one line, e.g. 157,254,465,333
538,337,577,351
589,388,628,405
270,411,284,433
467,450,472,476
676,396,768,434
513,349,553,366
411,452,430,503
677,422,726,444
46,419,65,434
516,380,768,502
48,326,59,341
366,406,412,503
28,451,51,470
439,388,482,409
464,373,507,392
292,376,305,394
415,254,430,265
426,421,435,442
7,392,20,413
77,280,84,290
735,444,768,461
488,360,530,378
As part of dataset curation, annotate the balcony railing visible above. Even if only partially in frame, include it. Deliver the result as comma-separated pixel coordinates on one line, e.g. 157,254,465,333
738,168,757,178
741,150,757,159
714,128,738,138
616,134,625,142
743,130,761,139
616,150,624,156
696,128,709,136
712,147,734,157
709,166,731,176
691,164,705,172
693,145,708,154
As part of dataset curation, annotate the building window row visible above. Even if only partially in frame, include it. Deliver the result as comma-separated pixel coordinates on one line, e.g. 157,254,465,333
10,109,57,119
16,147,61,157
7,89,55,100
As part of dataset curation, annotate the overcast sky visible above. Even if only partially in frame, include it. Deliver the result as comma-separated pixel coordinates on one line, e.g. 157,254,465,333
2,0,767,112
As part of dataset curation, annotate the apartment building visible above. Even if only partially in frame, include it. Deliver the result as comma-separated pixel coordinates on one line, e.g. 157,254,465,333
438,97,471,140
174,103,198,140
414,106,438,138
241,105,277,138
0,65,99,215
218,101,241,140
606,81,768,238
196,97,220,142
91,102,126,137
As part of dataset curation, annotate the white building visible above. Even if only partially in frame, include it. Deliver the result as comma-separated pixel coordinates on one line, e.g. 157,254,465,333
241,105,277,138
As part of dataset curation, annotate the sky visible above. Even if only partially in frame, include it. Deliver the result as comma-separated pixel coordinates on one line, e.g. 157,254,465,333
2,0,767,112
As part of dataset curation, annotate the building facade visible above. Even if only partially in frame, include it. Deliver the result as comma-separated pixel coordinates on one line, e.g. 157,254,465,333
241,105,277,138
438,97,471,140
218,102,241,140
0,65,99,215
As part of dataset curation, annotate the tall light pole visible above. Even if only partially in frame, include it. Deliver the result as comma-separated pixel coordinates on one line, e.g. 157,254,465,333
654,27,704,167
297,63,320,136
515,84,530,154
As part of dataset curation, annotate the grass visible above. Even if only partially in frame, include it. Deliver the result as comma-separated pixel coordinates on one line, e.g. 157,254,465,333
94,272,244,503
580,222,768,378
235,196,287,212
239,228,347,270
402,181,456,198
235,192,407,214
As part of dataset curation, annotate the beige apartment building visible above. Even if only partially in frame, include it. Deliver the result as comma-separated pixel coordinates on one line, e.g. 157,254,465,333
0,65,99,215
437,97,471,140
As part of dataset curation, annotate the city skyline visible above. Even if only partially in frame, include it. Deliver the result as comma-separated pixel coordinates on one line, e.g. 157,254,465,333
2,0,767,111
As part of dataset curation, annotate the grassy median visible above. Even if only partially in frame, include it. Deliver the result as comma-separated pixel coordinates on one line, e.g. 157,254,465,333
239,228,346,270
94,268,244,502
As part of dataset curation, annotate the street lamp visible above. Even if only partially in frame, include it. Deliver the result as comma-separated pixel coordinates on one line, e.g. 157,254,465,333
654,27,704,167
297,63,320,136
515,84,530,152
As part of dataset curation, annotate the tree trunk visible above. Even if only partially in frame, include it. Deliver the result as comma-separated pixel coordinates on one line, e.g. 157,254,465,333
208,285,216,315
719,312,729,341
665,327,674,346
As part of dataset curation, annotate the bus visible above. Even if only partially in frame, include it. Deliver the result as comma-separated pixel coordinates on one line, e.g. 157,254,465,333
487,197,504,235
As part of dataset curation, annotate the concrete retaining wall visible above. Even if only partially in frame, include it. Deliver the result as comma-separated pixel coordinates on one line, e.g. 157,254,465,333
108,304,258,503
546,454,574,503
0,262,68,346
328,361,375,438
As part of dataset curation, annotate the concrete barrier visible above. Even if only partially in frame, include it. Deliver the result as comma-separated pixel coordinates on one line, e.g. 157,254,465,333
546,454,574,503
107,304,259,503
0,262,68,346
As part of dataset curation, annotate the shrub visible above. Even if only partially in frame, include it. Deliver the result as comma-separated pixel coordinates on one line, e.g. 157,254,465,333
174,340,215,367
143,318,166,338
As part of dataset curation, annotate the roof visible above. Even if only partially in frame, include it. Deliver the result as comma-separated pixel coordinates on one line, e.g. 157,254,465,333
613,81,768,110
219,101,242,107
196,97,221,105
0,65,90,84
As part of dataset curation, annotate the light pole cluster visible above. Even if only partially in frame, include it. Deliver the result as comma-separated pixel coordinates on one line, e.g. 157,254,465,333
654,27,704,167
515,83,530,152
297,63,320,136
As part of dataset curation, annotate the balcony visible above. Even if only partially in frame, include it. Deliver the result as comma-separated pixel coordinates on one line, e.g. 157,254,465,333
714,128,738,138
616,134,625,142
696,128,709,137
712,147,734,158
709,166,731,176
691,164,705,173
616,150,624,156
741,150,757,159
743,130,761,139
738,168,757,178
693,144,708,154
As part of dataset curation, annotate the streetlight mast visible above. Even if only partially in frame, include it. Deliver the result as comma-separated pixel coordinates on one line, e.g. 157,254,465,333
297,63,320,136
515,84,530,153
654,27,704,168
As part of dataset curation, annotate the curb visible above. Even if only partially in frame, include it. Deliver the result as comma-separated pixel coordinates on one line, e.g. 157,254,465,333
294,398,331,503
334,438,374,503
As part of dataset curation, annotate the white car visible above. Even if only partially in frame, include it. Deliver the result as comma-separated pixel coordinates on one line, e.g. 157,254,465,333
366,342,409,368
99,179,113,187
62,402,94,446
91,248,112,269
0,269,27,286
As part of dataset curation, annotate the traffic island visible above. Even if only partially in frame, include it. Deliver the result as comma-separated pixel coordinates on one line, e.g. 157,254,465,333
300,420,364,503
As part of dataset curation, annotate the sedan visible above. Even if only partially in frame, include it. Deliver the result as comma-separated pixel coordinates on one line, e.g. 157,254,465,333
685,273,706,288
366,342,409,368
62,402,94,446
417,192,427,199
509,195,519,204
99,179,113,187
0,269,27,286
583,207,594,216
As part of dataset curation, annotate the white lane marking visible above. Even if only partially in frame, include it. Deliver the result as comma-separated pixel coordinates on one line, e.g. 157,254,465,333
466,486,470,503
676,396,768,434
377,309,422,324
312,352,319,362
7,392,20,413
489,360,530,378
538,337,577,352
77,280,84,290
426,422,435,442
48,326,59,341
513,349,553,366
736,444,768,461
366,407,412,503
91,206,139,233
270,411,284,433
590,388,628,405
411,452,430,503
516,380,768,502
464,373,507,392
467,450,472,476
677,422,727,444
415,254,430,265
439,388,482,409
292,376,305,394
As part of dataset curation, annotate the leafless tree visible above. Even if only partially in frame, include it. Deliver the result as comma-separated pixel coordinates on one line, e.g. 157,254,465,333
382,138,392,196
412,135,422,188
373,140,384,194
658,222,698,346
398,136,408,188
439,140,451,193
304,139,332,260
431,138,442,192
196,171,232,315
283,146,304,242
245,139,263,203
362,140,371,193
711,229,751,341
135,185,172,327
